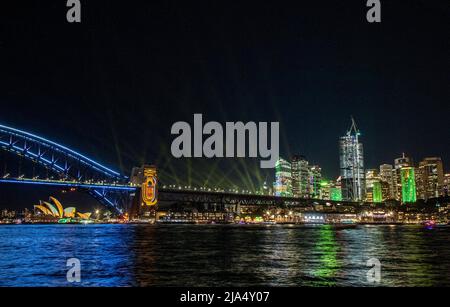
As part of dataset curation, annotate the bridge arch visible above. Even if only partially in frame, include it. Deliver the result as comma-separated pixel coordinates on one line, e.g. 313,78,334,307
0,124,133,213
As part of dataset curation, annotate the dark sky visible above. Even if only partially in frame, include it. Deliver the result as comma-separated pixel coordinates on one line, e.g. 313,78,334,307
0,0,448,209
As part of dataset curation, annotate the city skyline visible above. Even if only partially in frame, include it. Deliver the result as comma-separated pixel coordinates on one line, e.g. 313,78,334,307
274,118,448,204
0,116,449,210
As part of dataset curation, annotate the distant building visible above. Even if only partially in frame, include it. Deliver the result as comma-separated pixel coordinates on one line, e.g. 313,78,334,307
416,157,444,200
395,153,414,168
330,177,343,201
291,155,310,198
339,118,365,201
394,153,414,201
319,180,331,200
444,173,450,197
309,165,322,199
372,181,383,203
1,209,16,219
274,158,292,197
401,167,417,203
379,164,396,200
319,177,342,201
365,169,382,203
260,181,273,196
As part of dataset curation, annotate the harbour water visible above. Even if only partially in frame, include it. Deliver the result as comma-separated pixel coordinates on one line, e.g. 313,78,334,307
0,224,449,287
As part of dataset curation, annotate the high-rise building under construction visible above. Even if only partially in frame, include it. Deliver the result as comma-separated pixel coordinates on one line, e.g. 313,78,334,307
339,118,365,201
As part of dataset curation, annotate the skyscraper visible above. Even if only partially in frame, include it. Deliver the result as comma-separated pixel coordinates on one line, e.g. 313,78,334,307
379,164,396,200
394,153,413,201
416,157,444,200
274,158,292,197
291,155,309,198
372,181,383,203
309,165,322,199
339,118,365,201
401,167,417,203
365,169,381,203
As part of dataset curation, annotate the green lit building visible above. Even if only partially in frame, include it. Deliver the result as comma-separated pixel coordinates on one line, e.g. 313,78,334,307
372,181,382,203
330,187,342,201
401,167,417,203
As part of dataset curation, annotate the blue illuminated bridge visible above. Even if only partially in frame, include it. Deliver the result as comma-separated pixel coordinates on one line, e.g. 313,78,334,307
0,123,367,215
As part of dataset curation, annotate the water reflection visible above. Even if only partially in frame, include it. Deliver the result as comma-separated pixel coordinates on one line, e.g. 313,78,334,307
312,225,340,285
1,224,450,286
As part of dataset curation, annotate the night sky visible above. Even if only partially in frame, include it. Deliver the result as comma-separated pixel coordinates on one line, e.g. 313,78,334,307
0,0,448,209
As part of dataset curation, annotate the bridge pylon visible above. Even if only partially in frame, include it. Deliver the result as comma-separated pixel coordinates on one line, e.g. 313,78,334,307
129,165,158,220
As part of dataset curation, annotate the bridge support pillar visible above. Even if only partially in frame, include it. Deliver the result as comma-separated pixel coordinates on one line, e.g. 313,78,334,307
129,165,158,220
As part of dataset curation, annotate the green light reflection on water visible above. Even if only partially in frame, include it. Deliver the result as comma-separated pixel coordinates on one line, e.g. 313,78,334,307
312,225,341,285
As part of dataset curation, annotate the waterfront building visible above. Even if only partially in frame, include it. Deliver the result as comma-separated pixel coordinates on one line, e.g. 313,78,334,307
33,197,91,220
274,158,292,197
291,155,310,198
1,209,17,219
379,164,396,200
416,157,444,200
401,167,417,203
339,118,365,201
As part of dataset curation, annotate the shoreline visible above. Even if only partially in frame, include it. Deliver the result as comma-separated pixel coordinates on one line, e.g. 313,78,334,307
0,221,445,227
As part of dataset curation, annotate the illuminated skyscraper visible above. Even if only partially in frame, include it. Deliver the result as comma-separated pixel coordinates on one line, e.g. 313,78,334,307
416,157,444,200
291,155,309,198
379,164,396,200
380,180,391,201
401,167,417,203
372,181,382,203
394,153,413,201
274,158,292,197
339,118,365,201
365,169,381,203
309,165,322,198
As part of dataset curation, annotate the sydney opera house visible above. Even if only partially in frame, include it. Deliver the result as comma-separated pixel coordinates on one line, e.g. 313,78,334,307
34,197,92,222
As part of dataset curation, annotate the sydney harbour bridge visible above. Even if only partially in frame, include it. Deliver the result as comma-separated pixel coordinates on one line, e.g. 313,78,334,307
0,123,369,217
